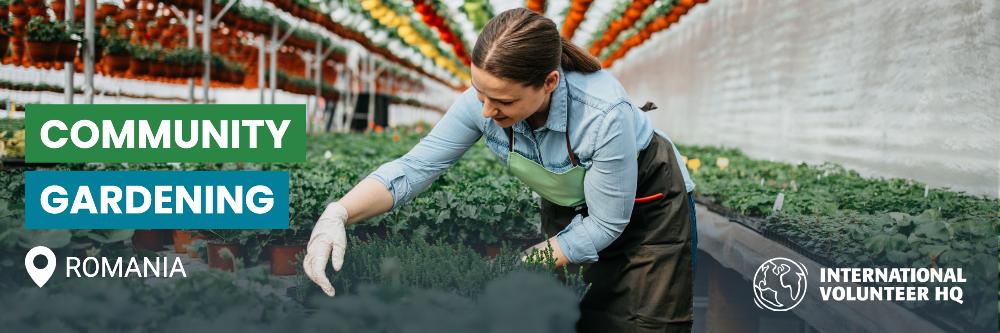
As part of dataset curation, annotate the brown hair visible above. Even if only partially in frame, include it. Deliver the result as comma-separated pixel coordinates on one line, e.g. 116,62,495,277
472,8,601,87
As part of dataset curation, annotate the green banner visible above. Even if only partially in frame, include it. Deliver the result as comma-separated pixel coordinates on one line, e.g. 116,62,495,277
25,104,305,163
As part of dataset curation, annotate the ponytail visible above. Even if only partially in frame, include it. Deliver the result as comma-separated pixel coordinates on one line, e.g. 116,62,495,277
560,36,602,73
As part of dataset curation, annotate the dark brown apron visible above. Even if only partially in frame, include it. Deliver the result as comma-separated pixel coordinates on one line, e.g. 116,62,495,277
540,133,695,333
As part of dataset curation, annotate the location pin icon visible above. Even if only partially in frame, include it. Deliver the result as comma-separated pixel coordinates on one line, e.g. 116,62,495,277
25,246,56,288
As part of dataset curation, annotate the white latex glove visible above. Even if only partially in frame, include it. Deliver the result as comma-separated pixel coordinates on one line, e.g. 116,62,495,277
303,202,348,297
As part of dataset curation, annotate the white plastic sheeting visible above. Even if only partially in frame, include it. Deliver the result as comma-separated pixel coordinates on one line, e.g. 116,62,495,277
388,104,443,127
612,0,1000,197
1,64,199,101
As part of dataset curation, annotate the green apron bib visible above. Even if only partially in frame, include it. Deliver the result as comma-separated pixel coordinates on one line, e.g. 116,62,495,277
505,126,586,207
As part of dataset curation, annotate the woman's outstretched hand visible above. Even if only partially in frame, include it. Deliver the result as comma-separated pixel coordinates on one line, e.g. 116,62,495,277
303,202,349,297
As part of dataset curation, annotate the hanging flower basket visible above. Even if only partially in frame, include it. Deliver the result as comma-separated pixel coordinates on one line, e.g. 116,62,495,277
25,17,77,62
58,40,77,62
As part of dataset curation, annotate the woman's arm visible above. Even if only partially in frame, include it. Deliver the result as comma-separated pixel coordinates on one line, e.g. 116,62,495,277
524,236,570,268
339,178,394,225
305,89,486,297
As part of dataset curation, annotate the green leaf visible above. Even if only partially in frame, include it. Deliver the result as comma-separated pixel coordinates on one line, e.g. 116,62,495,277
864,233,907,254
18,230,73,249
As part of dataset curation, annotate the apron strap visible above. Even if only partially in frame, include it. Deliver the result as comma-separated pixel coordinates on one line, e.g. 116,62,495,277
505,127,514,152
564,131,577,166
503,111,580,167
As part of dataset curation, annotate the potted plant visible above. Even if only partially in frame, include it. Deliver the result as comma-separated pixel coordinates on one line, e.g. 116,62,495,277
126,43,151,75
201,230,262,272
268,220,309,275
186,232,206,258
79,22,103,63
25,16,77,63
172,230,194,253
164,47,201,77
131,229,166,251
145,44,165,76
102,34,130,74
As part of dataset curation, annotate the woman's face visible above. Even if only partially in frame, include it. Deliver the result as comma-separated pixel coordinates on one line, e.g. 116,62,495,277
471,65,560,128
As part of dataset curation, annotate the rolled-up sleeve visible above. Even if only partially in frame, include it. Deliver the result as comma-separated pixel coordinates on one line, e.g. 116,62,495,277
367,89,483,209
555,102,638,264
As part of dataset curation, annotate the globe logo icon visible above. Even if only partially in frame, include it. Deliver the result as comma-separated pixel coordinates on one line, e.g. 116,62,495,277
753,257,808,311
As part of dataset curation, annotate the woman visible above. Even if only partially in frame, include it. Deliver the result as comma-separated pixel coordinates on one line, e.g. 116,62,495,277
304,8,697,332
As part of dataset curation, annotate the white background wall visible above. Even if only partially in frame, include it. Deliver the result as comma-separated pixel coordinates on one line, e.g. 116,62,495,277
612,0,999,197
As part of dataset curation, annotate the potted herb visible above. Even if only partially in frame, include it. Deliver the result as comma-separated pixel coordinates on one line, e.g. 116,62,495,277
25,16,77,62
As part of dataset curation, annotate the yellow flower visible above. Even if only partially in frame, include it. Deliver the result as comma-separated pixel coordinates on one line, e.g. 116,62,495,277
687,158,701,172
378,12,393,26
387,16,401,28
371,7,387,19
716,157,729,170
398,26,416,43
419,44,435,56
361,0,379,11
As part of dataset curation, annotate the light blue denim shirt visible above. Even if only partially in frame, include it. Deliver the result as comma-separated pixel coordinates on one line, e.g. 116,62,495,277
367,68,695,264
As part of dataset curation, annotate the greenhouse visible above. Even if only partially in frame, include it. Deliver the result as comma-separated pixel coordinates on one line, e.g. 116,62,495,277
0,0,997,332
